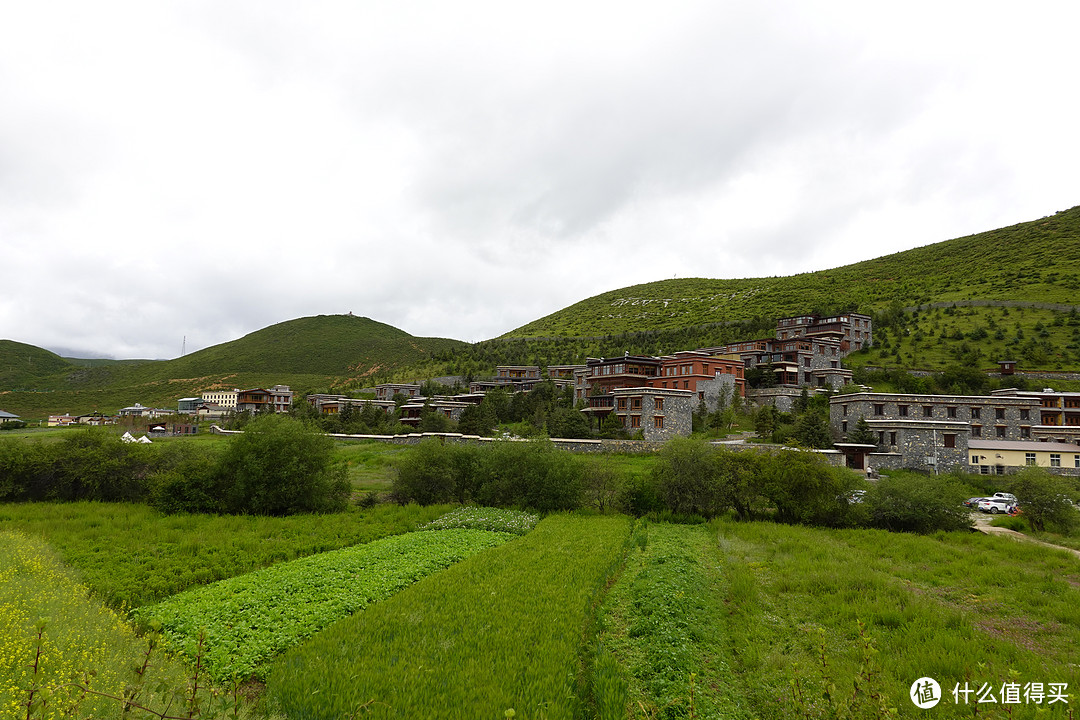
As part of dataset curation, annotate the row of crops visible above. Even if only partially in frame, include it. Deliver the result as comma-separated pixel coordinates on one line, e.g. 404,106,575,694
7,507,652,719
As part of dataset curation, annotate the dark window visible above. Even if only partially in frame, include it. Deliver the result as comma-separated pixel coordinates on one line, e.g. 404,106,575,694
898,405,909,417
971,425,982,437
923,406,933,418
1020,409,1030,420
947,406,957,418
873,404,884,416
995,407,1006,420
996,425,1006,438
943,433,956,448
971,407,980,419
889,431,897,446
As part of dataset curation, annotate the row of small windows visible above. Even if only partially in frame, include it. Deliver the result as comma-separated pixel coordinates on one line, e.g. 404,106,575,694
1020,453,1080,468
843,404,1028,421
614,415,665,429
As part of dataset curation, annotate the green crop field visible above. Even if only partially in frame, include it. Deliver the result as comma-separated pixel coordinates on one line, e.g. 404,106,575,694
2,500,1079,719
266,513,633,720
1,531,223,720
135,527,518,681
0,501,452,608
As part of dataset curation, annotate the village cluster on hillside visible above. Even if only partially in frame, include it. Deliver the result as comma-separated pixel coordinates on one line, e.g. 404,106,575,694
16,312,1080,478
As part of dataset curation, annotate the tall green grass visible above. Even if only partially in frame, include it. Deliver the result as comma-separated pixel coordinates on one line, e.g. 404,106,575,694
711,519,1080,718
0,531,201,719
595,522,752,719
267,514,632,720
0,501,453,608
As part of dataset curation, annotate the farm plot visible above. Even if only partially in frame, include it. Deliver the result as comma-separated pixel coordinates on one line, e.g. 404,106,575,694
0,531,202,720
712,520,1080,719
0,501,452,608
595,521,752,719
267,513,632,720
134,527,515,681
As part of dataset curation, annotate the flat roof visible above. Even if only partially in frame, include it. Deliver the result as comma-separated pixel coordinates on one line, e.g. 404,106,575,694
832,392,1038,403
969,439,1080,453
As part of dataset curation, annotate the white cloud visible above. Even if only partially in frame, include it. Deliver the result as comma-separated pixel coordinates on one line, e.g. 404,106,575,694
2,0,1079,358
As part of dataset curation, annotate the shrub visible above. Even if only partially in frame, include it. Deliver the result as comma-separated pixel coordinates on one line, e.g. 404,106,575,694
755,450,863,526
147,442,226,514
652,437,726,517
392,439,584,512
863,471,970,533
1008,466,1080,534
218,414,349,515
0,438,53,501
476,440,583,512
51,430,151,502
392,437,473,505
618,471,664,516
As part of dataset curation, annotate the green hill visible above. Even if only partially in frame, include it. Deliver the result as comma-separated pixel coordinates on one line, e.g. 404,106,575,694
505,206,1080,338
0,340,74,390
5,207,1080,419
0,315,468,419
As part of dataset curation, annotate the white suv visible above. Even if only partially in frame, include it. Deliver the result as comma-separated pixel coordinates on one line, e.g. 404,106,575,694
978,498,1014,514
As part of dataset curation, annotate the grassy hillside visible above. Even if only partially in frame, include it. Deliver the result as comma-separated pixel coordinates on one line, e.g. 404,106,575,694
0,340,76,389
5,207,1080,418
506,206,1080,338
0,315,467,419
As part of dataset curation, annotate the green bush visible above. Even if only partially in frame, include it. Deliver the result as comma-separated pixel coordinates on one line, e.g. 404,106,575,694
391,437,473,505
1008,466,1080,534
476,440,583,512
755,449,863,526
863,471,971,533
53,431,153,502
652,437,726,517
0,438,53,501
391,439,584,512
218,414,350,515
147,442,226,513
617,471,664,516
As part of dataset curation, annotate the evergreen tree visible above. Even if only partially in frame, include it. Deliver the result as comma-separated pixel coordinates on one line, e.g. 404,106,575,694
849,415,876,445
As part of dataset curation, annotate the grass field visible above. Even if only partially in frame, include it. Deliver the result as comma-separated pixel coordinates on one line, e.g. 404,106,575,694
711,519,1080,719
0,501,452,608
0,531,222,720
266,513,633,720
3,500,1078,719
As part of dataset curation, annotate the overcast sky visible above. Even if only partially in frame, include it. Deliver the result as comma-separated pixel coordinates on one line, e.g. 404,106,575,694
3,1,1079,359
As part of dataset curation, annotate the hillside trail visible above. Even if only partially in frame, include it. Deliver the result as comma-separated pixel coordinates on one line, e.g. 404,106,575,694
971,513,1080,560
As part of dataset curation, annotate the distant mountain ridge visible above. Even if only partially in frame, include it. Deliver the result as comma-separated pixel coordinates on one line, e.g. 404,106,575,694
504,206,1080,338
4,206,1080,417
0,315,467,417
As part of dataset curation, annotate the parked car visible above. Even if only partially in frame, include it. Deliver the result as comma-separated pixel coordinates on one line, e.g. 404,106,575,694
963,497,989,508
977,499,1015,514
992,492,1018,503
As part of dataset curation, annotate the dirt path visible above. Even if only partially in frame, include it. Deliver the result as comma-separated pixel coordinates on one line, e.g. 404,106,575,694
971,513,1080,559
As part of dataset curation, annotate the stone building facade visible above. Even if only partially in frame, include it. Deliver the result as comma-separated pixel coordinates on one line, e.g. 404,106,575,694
608,387,695,442
830,392,1045,472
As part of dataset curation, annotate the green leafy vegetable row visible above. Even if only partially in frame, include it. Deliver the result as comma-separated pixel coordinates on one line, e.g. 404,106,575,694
134,528,514,680
268,514,632,720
